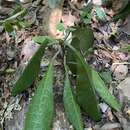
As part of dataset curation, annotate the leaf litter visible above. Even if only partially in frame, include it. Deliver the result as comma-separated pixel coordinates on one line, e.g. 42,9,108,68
1,0,130,130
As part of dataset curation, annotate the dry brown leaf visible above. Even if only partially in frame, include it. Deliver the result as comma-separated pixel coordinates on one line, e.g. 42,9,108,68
118,77,130,100
126,110,130,116
107,110,114,121
20,37,39,62
112,64,128,80
61,12,78,28
92,0,102,5
49,8,63,39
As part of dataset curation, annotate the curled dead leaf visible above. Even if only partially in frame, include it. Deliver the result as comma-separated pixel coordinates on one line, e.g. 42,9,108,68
48,8,63,39
21,37,39,62
61,12,78,28
111,64,128,80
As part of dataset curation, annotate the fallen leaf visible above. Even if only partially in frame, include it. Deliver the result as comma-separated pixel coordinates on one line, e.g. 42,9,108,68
112,64,128,80
120,15,130,35
126,109,130,116
49,8,63,39
62,12,78,28
92,0,102,5
21,37,39,62
118,77,130,100
100,123,121,130
112,0,129,14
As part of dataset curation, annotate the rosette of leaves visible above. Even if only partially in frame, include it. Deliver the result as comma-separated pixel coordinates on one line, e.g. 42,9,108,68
12,27,121,130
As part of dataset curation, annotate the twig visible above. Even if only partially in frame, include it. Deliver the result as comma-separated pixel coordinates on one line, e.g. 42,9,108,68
0,8,26,24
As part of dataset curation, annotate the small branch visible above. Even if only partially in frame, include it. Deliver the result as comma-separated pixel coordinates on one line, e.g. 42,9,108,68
0,8,26,24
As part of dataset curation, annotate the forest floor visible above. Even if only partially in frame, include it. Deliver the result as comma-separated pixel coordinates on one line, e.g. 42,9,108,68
0,0,130,130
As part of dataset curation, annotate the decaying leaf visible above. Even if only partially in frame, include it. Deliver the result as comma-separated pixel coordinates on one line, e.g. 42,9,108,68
20,37,39,62
113,2,130,20
49,8,63,39
61,12,78,28
118,77,130,100
112,0,129,14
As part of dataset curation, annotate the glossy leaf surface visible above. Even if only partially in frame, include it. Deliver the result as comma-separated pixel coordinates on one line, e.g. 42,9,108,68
63,71,83,130
24,62,54,130
12,39,48,96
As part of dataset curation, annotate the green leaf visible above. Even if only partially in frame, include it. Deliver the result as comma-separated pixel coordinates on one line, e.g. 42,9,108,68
56,22,65,32
17,21,30,28
90,67,121,112
80,3,92,25
67,44,101,121
3,21,14,33
12,39,48,96
66,27,94,74
100,71,112,84
63,70,83,130
95,6,107,22
66,37,80,74
72,27,94,54
11,5,24,15
33,36,56,45
24,62,54,130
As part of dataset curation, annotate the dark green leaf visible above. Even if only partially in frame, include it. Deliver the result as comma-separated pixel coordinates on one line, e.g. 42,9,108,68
63,70,83,130
66,37,80,74
66,27,94,74
4,21,14,33
72,27,94,54
90,68,121,112
100,71,112,84
12,39,48,96
67,44,101,121
24,62,54,130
